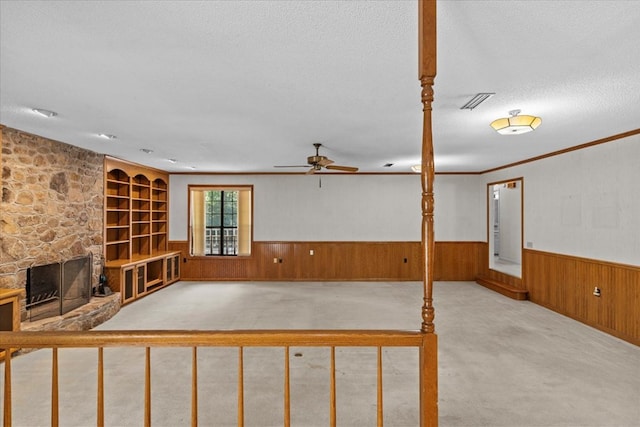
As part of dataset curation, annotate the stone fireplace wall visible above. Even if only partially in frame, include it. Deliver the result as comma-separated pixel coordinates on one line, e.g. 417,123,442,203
0,126,106,320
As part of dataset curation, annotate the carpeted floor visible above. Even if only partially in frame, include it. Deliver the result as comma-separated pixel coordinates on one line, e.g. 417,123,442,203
2,281,639,426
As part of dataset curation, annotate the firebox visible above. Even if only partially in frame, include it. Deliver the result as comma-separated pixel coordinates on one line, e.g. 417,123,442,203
26,254,92,321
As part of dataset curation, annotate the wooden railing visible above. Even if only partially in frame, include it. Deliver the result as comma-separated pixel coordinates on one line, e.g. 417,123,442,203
1,329,436,427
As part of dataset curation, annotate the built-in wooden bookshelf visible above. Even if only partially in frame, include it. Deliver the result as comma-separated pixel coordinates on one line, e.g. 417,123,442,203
103,157,180,304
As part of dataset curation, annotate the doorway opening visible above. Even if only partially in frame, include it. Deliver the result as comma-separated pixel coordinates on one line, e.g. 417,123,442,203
488,179,522,278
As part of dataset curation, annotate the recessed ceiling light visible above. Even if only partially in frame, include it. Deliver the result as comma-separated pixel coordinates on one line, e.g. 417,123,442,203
98,133,117,140
167,159,177,164
187,166,196,170
140,148,153,154
32,108,57,118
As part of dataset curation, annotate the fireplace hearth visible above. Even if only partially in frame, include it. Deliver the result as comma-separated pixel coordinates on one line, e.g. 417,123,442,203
26,255,92,321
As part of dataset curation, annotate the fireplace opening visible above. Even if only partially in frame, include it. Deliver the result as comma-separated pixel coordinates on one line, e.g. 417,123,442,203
26,262,61,321
26,254,92,322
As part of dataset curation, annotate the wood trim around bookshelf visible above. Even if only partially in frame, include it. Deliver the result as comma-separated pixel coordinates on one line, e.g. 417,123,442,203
104,156,169,182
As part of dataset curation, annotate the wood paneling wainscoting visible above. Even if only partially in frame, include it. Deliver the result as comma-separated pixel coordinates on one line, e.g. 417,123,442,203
433,241,484,281
169,241,423,281
524,249,639,346
169,240,486,282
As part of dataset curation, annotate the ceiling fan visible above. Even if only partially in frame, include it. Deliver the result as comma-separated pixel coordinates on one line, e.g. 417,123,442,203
274,143,359,174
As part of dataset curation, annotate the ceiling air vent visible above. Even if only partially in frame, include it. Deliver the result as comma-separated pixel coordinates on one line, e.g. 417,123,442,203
460,93,495,110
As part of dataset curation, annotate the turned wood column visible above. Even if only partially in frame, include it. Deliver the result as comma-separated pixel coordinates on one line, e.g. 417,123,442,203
418,2,439,425
419,0,436,334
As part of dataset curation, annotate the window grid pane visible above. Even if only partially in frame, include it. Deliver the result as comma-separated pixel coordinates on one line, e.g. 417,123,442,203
204,190,238,256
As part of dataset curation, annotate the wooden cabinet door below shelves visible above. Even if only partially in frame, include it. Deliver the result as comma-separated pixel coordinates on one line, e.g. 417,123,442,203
122,266,136,304
136,264,146,297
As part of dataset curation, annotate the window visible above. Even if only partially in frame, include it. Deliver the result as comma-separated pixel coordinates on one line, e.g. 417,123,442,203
189,186,252,256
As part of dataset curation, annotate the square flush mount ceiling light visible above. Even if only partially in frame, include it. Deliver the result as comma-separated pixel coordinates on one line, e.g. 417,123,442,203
490,109,541,135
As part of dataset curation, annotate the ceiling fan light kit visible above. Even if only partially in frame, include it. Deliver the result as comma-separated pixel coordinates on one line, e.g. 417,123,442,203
490,109,542,135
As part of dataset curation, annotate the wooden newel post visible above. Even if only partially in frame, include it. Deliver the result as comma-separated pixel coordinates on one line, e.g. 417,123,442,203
418,1,438,426
419,0,437,336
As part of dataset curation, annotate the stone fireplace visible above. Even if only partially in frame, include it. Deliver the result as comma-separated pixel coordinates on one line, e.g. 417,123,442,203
1,126,120,332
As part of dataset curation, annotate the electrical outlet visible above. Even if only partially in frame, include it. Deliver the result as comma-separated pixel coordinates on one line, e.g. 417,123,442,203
273,258,278,264
310,250,314,256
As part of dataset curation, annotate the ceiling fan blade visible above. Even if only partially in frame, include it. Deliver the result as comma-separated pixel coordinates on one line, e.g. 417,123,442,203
325,165,358,172
306,167,316,175
317,157,334,167
274,165,309,168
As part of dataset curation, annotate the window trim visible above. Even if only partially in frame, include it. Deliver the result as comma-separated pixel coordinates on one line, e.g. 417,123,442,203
187,184,254,258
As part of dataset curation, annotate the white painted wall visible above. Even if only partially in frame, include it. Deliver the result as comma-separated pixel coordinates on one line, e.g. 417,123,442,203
169,173,486,243
169,174,424,242
433,175,485,241
482,133,640,266
169,133,639,268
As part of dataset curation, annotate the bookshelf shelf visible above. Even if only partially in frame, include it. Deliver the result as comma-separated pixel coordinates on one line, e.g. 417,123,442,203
103,157,180,305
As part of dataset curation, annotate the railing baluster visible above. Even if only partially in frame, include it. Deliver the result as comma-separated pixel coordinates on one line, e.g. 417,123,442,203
0,330,427,426
238,346,244,427
377,346,383,427
192,347,198,427
330,346,336,427
284,346,290,427
145,347,151,427
3,348,12,426
97,347,104,427
52,348,59,427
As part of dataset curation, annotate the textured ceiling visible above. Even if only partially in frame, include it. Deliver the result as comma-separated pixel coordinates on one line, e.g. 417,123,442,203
1,1,639,173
